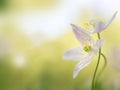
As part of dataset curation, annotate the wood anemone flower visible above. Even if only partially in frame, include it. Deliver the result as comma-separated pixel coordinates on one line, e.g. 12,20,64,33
89,11,117,33
63,24,104,78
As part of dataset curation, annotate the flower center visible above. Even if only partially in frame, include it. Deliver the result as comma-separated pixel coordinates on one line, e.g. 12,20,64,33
89,20,97,27
83,45,91,52
90,22,96,27
89,19,105,27
83,22,91,30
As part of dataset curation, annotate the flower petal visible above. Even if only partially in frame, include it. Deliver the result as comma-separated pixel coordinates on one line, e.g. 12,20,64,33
109,47,120,71
96,39,105,48
93,39,105,54
63,47,88,61
93,21,105,33
71,24,94,45
73,54,95,78
104,11,118,29
90,11,117,33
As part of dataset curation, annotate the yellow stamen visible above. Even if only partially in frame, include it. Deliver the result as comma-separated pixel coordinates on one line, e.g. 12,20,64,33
83,45,91,52
83,22,91,30
90,22,96,27
90,18,105,27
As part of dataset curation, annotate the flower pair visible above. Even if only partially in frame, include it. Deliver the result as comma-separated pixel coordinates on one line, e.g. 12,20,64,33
63,11,117,78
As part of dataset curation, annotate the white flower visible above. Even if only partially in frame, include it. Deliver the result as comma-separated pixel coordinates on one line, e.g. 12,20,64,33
89,11,117,33
109,47,120,71
63,24,104,78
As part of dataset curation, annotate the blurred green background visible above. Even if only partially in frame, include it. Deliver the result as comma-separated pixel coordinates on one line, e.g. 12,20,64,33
0,0,120,90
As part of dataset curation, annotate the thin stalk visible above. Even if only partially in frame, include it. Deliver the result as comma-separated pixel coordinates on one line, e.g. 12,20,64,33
91,33,101,90
97,33,100,39
91,48,101,90
96,53,107,82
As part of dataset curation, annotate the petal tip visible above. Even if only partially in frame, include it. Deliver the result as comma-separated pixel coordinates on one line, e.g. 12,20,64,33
104,11,118,29
73,66,80,79
115,11,118,15
113,11,118,19
70,24,75,26
73,72,77,79
70,24,77,29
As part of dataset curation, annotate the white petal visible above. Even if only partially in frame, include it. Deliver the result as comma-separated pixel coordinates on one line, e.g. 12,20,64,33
93,39,105,54
63,47,87,61
104,11,118,29
71,24,94,45
73,54,95,78
93,21,105,33
96,39,105,48
108,47,120,71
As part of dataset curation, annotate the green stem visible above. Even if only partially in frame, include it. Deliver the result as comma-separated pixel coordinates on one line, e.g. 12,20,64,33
97,33,101,39
95,53,107,84
91,33,101,90
91,48,101,90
